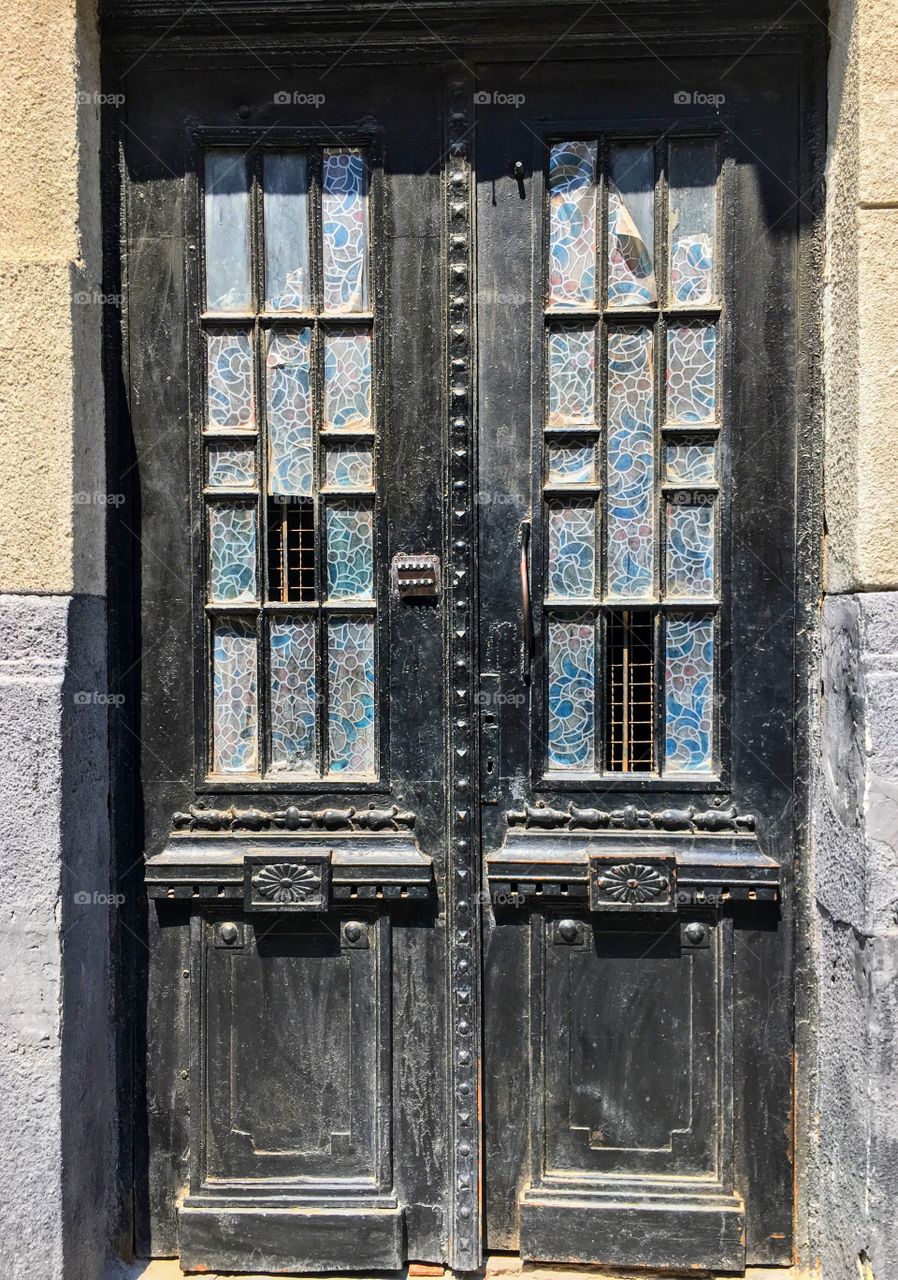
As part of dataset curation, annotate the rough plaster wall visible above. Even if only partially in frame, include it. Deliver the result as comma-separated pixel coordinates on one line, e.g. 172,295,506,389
824,0,898,593
0,0,112,1276
0,0,105,596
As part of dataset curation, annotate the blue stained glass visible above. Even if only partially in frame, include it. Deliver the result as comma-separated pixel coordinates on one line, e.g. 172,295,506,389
269,617,317,774
606,326,655,598
207,330,254,429
548,141,597,308
547,500,596,598
266,328,312,495
206,444,256,488
208,504,257,602
204,151,251,312
547,614,596,771
664,441,716,484
666,322,717,422
211,618,258,774
547,325,595,424
607,144,656,307
328,615,375,774
322,150,369,313
666,499,715,597
326,501,374,600
325,444,373,489
546,443,596,485
668,139,717,304
263,152,310,311
324,330,372,429
665,613,714,773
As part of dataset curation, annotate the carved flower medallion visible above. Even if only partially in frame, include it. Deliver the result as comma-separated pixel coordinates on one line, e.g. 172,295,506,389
253,861,321,905
599,862,668,904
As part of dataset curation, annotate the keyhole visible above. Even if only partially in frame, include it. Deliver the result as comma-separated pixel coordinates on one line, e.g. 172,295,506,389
512,159,526,198
486,758,494,775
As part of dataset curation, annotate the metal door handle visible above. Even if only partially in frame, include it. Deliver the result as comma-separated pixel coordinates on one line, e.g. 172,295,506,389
519,519,533,682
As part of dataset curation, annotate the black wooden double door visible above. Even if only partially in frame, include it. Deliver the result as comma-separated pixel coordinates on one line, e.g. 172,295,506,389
131,47,803,1276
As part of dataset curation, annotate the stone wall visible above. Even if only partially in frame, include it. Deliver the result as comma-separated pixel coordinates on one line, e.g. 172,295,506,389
812,1,898,1277
0,0,113,1277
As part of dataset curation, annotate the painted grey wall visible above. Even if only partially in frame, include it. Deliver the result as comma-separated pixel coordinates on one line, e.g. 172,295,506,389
0,593,114,1279
812,591,898,1279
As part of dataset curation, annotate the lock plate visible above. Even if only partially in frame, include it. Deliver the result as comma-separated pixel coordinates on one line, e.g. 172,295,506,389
392,552,440,599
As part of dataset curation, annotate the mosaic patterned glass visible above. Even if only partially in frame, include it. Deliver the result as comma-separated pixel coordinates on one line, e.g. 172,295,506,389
326,501,374,600
606,326,655,598
546,443,596,486
607,144,656,307
547,141,597,309
665,613,714,772
547,614,596,771
208,504,257,603
666,499,715,598
204,151,251,312
266,327,313,495
664,440,716,485
263,152,310,312
207,330,254,430
666,321,717,422
668,139,717,304
325,443,374,489
322,150,369,314
547,500,596,599
269,616,317,773
323,330,372,430
211,618,258,773
547,326,595,425
206,443,256,488
327,615,375,774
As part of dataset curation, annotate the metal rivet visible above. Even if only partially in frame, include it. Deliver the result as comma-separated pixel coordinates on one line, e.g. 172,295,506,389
219,922,239,945
684,921,707,945
557,919,579,943
343,921,365,943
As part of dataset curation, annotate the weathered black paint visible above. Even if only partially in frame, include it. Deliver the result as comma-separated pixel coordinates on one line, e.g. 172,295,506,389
103,3,824,1273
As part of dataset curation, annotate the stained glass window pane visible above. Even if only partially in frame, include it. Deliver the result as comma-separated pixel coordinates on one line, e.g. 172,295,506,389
664,440,716,484
328,615,375,774
666,498,715,598
607,143,656,307
666,321,717,422
266,328,313,496
204,151,251,312
547,141,597,309
547,614,596,771
326,501,374,600
208,504,257,602
665,613,714,773
325,444,374,489
322,150,368,314
606,326,655,598
668,139,717,304
206,444,256,488
211,618,258,773
547,326,595,424
207,330,254,430
323,330,372,430
547,500,597,599
269,616,317,774
263,152,310,312
546,443,596,486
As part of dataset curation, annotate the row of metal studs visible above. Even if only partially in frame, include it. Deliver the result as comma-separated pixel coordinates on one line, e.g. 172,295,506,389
446,73,479,1272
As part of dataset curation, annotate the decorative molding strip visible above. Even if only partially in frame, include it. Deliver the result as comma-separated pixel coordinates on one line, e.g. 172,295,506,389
170,802,416,833
445,72,479,1273
507,800,756,834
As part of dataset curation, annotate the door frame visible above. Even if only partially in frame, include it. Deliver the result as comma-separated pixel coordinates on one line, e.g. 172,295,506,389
101,4,826,1269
